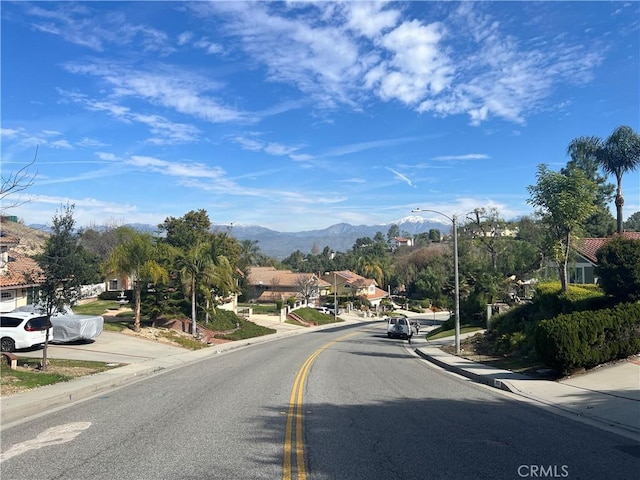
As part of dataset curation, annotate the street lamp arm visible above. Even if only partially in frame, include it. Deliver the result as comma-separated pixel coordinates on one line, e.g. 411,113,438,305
411,208,455,224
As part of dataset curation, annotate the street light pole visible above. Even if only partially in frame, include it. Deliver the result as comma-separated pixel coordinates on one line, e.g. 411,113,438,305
334,272,337,321
412,208,461,355
452,215,460,355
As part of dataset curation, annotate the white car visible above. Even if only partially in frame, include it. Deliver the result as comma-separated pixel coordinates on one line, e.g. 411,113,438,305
386,317,413,339
0,312,53,352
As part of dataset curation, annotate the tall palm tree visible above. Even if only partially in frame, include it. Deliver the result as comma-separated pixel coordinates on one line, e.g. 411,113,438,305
568,126,640,234
176,242,216,336
104,232,169,332
202,254,237,323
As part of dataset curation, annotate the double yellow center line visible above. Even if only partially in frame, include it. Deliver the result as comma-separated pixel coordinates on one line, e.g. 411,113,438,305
282,332,359,480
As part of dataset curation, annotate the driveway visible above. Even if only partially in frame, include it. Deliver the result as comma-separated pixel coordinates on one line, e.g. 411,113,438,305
12,331,188,365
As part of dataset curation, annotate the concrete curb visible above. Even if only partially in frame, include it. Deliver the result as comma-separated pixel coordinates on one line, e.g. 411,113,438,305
414,348,519,393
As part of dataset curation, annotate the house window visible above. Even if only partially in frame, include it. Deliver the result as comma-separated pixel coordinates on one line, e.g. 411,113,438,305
109,279,118,290
27,288,39,304
570,267,585,284
1,292,13,300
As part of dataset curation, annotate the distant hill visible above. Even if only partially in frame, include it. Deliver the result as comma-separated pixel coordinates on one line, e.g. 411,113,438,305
220,216,448,258
0,217,50,256
17,216,448,260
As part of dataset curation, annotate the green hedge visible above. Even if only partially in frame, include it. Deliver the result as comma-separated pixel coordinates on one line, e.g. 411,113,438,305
535,302,640,375
99,290,133,301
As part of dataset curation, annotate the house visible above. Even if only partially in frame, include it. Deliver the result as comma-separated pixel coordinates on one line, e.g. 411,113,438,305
0,233,43,313
320,270,389,309
245,266,328,304
571,232,640,284
388,236,413,250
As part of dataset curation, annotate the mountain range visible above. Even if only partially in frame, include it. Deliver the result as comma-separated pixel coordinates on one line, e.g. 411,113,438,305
18,216,447,260
216,216,448,258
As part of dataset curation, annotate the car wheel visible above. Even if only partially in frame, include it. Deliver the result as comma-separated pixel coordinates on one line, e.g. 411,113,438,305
1,337,16,352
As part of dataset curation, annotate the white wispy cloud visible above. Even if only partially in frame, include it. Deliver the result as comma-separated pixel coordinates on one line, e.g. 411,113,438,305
230,134,303,158
62,61,252,124
432,154,490,161
21,1,606,127
61,90,201,144
324,136,425,158
192,1,604,125
50,140,73,149
0,128,22,139
128,156,226,179
386,167,415,187
25,3,175,54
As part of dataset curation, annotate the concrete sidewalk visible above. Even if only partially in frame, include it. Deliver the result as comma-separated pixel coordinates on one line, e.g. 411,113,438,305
414,338,639,440
2,312,639,442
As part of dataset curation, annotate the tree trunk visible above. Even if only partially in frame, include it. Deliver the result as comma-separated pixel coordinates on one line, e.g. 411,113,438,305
560,232,571,292
41,326,50,371
615,191,624,234
134,287,142,332
191,280,197,336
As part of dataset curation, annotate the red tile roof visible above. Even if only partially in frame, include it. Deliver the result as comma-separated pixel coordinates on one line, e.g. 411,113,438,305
574,232,640,264
247,266,318,287
0,251,44,288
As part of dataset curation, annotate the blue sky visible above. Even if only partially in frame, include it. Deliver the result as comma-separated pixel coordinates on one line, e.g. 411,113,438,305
2,1,639,232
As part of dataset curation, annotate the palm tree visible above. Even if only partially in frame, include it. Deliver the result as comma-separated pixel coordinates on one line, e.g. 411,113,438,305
362,259,384,287
104,232,169,332
568,126,640,234
203,254,237,323
176,242,216,336
177,242,238,334
238,239,260,269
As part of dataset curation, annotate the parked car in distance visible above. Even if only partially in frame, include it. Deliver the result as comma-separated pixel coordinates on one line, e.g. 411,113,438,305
386,316,413,339
0,312,52,352
314,306,339,315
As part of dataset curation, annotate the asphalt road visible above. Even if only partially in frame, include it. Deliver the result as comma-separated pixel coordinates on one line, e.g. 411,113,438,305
1,322,638,480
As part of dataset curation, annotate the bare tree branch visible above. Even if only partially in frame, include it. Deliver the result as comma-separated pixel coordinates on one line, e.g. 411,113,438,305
1,147,39,213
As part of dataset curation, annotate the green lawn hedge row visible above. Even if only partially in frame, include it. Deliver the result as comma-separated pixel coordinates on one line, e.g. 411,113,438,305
535,302,640,375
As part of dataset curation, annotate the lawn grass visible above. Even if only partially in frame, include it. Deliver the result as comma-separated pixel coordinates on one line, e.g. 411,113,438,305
292,307,344,326
102,316,137,332
425,325,483,340
73,300,121,315
215,317,276,340
160,330,210,349
238,303,279,315
1,357,119,393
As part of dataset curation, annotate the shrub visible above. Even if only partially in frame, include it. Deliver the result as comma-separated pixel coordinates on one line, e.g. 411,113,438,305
535,302,640,375
596,237,640,302
485,281,608,358
99,290,132,301
532,282,608,318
